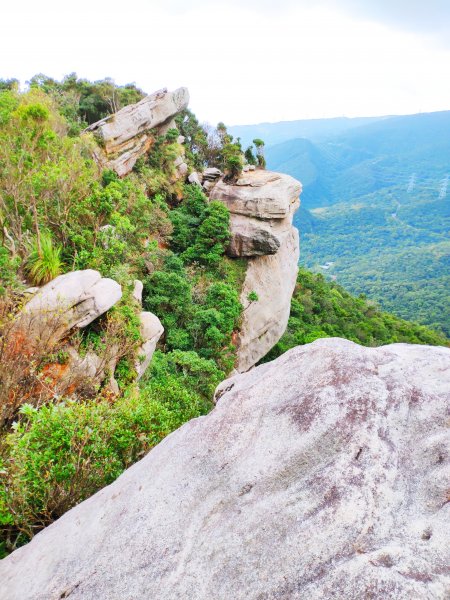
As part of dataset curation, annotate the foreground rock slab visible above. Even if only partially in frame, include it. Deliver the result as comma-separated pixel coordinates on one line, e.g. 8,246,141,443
1,339,449,600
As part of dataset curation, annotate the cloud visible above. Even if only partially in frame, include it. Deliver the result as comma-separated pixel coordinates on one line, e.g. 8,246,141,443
163,0,450,43
327,0,450,38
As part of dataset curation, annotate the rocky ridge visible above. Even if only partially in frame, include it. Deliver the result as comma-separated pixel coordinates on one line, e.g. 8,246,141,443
211,169,302,372
84,85,302,373
85,87,189,176
1,338,448,599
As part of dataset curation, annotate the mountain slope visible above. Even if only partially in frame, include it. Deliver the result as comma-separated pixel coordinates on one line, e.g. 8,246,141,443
263,268,448,362
229,115,385,148
263,110,450,335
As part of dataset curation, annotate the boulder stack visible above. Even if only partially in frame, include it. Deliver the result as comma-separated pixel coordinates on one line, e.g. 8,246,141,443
85,87,189,176
211,169,302,372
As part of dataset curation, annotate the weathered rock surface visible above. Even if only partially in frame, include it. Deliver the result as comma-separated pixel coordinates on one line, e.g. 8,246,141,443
85,87,189,176
21,270,122,344
136,311,164,379
211,169,301,220
211,169,301,370
202,167,222,181
1,339,449,600
227,213,282,256
188,171,202,186
237,226,299,372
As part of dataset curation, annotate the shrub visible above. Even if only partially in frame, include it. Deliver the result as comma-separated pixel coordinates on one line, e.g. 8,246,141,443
182,201,231,266
0,351,218,553
25,231,63,285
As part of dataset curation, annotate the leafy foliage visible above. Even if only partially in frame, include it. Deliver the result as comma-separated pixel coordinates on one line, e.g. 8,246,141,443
263,269,448,362
25,231,63,285
0,350,220,553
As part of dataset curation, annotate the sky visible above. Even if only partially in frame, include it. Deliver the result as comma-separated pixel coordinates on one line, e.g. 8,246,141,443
2,0,450,125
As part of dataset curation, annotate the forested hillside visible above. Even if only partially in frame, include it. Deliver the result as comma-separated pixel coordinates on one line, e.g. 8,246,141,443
263,268,448,362
264,111,450,336
0,77,245,556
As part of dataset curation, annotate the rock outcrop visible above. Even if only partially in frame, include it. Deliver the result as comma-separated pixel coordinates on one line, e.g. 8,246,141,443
237,225,299,372
136,311,164,380
15,271,162,392
85,87,189,176
21,269,122,345
211,169,301,372
2,338,449,600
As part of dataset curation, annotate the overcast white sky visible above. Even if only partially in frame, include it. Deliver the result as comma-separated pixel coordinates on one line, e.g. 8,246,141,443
2,0,450,125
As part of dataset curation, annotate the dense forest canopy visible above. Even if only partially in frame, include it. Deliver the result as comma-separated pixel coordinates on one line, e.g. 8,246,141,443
263,112,450,335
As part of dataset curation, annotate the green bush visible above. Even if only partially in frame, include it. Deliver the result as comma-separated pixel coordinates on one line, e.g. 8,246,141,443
182,201,231,266
0,351,219,553
0,247,20,295
25,231,64,285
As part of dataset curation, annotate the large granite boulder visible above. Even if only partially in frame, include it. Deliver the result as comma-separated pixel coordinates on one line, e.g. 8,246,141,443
211,169,301,370
20,270,122,346
1,339,449,599
136,311,164,380
85,87,189,176
211,169,301,220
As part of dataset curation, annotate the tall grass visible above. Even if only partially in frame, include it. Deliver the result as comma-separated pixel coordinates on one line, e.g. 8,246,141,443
25,231,63,286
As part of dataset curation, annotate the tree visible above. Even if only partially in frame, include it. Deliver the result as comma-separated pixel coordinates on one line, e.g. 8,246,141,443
182,201,231,266
245,146,257,166
253,138,266,169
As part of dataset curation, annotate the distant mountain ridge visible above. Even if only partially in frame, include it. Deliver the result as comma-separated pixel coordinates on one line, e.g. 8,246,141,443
229,115,387,148
239,109,450,337
264,110,450,208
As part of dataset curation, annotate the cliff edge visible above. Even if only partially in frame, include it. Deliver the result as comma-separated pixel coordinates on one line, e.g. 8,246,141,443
2,338,448,599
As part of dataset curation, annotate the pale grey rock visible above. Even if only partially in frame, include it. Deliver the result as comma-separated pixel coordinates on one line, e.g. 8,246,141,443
1,339,449,600
227,212,294,257
66,346,103,380
157,117,177,138
136,311,164,379
22,270,122,340
211,169,301,368
85,87,189,176
202,180,215,193
176,161,188,178
132,280,143,304
202,167,222,181
236,226,299,371
188,171,202,186
23,286,40,296
211,169,301,219
172,153,188,182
